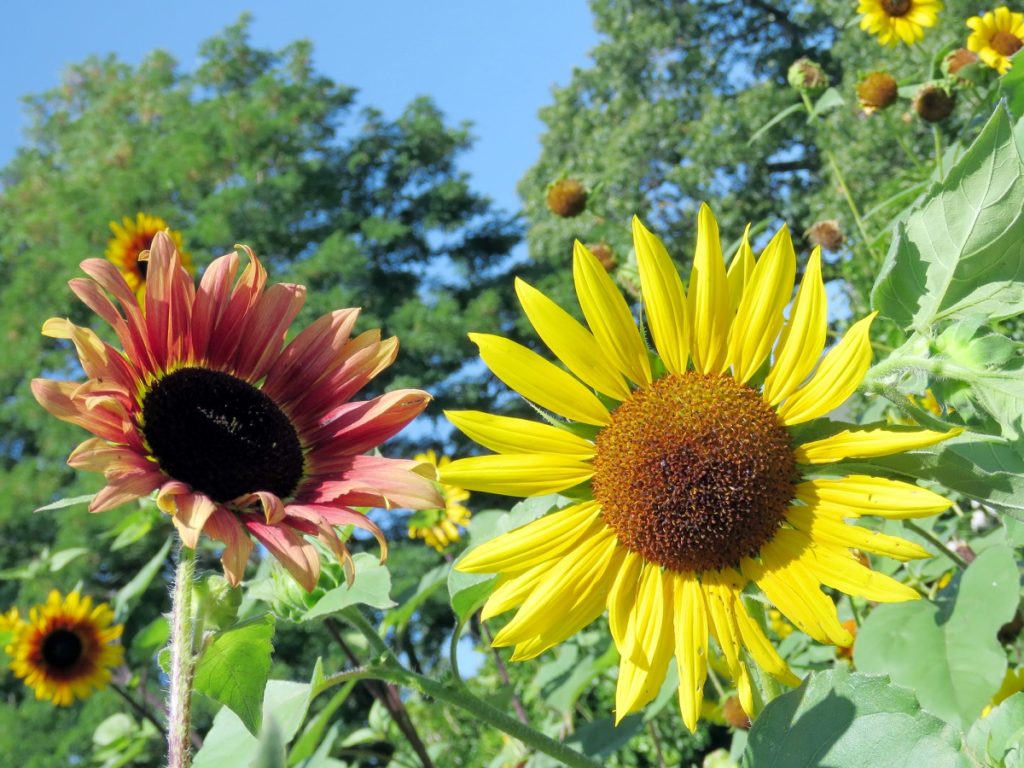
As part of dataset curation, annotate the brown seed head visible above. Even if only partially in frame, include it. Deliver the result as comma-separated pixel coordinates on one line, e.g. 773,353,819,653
546,178,588,218
806,219,844,252
991,30,1023,57
881,0,911,16
722,696,751,730
914,85,955,123
857,72,898,113
593,372,796,573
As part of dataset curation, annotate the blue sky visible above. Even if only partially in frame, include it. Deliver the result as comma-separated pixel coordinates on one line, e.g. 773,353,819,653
0,1,600,215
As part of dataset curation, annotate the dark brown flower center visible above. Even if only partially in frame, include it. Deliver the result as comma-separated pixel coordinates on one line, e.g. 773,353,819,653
881,0,911,17
127,232,156,279
991,30,1023,57
41,628,83,671
592,372,796,572
141,368,305,503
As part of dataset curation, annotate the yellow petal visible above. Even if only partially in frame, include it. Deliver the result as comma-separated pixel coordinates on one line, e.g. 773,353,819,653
633,216,688,374
440,454,593,497
726,225,755,315
742,535,852,646
573,242,652,385
727,587,801,687
786,505,931,561
608,549,645,660
795,428,961,464
728,225,796,384
673,572,708,733
445,409,594,458
687,204,731,375
470,332,610,426
615,563,674,721
515,278,632,400
763,248,826,405
791,534,922,602
777,313,876,425
482,564,550,620
794,476,952,519
457,501,602,574
494,531,619,655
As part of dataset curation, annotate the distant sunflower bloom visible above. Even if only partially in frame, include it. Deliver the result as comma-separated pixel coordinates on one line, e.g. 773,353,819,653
409,450,472,552
443,205,957,730
5,591,123,706
33,233,438,590
967,7,1024,74
858,0,942,46
106,213,193,300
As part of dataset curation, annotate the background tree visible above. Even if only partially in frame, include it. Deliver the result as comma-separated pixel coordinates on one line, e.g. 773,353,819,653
0,17,520,766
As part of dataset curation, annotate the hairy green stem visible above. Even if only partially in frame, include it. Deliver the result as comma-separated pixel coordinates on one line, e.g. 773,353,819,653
903,520,969,569
167,542,197,768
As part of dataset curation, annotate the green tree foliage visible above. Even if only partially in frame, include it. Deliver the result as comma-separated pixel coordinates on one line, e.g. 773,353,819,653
519,0,986,316
0,18,518,762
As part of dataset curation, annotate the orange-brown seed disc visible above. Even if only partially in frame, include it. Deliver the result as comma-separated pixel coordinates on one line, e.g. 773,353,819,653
593,372,796,572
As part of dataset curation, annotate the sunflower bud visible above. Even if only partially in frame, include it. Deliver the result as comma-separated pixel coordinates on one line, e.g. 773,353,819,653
805,219,844,252
913,84,955,123
856,72,898,113
943,48,979,78
787,58,829,95
722,696,751,730
546,178,588,218
587,242,617,271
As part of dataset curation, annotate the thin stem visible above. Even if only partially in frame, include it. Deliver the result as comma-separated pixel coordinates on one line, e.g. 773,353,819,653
370,665,603,768
648,721,667,768
111,681,168,738
325,618,435,768
340,606,393,662
825,150,882,264
932,125,944,179
167,542,197,768
903,520,969,569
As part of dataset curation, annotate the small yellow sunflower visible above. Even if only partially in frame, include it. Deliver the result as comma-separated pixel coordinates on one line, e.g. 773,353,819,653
409,450,472,552
106,213,192,299
858,0,942,46
967,7,1024,74
442,204,958,730
6,591,123,706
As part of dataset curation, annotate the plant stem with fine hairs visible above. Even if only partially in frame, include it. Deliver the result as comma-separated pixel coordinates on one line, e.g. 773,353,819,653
168,541,197,768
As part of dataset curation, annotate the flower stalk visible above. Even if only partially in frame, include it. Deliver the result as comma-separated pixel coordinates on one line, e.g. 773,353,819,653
168,541,197,768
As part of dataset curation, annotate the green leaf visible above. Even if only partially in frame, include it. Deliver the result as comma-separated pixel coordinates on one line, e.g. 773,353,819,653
302,553,394,621
743,668,967,767
381,563,447,630
288,681,356,765
811,87,844,116
253,716,286,768
855,545,1019,730
33,493,96,513
1002,65,1024,120
872,106,1024,330
193,680,314,768
113,536,173,622
46,547,89,571
194,614,276,736
747,102,803,145
966,692,1024,768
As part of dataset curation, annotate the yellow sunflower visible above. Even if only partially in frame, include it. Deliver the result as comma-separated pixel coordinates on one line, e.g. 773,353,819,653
106,213,192,299
6,591,123,706
442,205,957,730
409,450,472,552
858,0,942,46
967,7,1024,74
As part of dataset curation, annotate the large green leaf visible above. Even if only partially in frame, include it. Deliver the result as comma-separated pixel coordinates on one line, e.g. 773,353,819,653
301,553,395,621
194,614,276,735
743,668,966,767
966,692,1024,768
113,536,173,622
855,545,1019,730
193,680,315,768
872,106,1024,330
